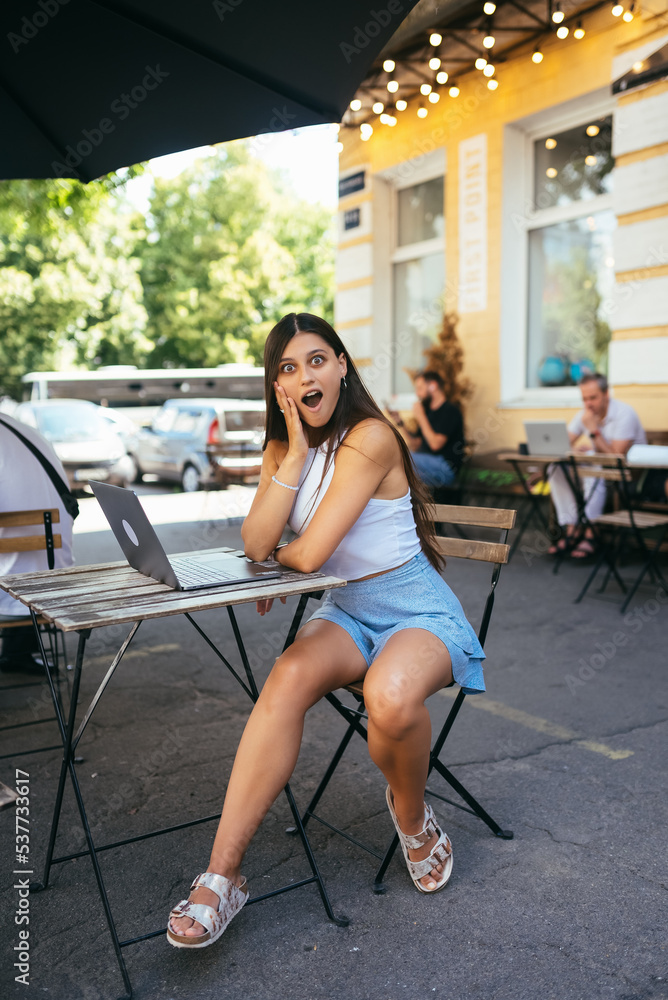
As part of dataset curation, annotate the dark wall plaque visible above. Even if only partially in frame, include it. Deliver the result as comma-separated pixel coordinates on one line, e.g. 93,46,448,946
343,207,361,231
339,170,365,199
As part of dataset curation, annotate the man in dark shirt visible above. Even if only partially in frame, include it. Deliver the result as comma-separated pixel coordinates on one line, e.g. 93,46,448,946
393,371,464,487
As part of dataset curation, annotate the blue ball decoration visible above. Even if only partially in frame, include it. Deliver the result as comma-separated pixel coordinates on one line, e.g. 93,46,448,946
570,359,595,384
538,356,568,387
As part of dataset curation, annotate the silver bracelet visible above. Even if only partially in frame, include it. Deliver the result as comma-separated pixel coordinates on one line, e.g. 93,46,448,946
272,474,299,491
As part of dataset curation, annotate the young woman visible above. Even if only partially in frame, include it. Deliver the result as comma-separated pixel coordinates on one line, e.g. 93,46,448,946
167,313,485,949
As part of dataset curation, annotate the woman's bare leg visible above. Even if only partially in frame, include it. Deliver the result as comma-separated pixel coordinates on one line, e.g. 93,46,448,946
170,619,366,936
363,628,453,891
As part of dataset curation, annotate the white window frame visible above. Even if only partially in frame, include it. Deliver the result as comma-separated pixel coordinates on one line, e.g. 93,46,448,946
379,150,446,401
500,89,615,408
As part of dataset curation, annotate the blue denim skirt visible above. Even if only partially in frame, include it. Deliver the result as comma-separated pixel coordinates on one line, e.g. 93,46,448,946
306,551,485,694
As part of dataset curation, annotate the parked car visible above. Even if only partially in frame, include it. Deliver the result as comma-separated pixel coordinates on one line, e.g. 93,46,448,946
96,408,143,481
131,398,265,492
13,399,135,491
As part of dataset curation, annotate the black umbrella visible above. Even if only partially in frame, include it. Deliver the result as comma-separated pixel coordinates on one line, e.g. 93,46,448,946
1,0,418,182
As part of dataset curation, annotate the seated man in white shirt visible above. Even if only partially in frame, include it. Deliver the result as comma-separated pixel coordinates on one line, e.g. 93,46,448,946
548,373,646,558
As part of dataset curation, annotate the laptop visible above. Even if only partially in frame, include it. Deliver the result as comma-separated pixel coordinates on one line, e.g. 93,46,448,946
524,421,571,457
90,481,282,591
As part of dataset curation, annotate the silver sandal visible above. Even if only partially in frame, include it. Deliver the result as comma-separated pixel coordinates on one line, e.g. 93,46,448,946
167,871,248,949
386,786,453,893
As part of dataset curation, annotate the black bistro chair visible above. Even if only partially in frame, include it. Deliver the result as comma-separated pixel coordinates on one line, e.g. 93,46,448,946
296,503,517,891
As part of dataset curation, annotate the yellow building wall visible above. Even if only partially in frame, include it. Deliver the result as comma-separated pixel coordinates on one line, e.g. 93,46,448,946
338,6,668,450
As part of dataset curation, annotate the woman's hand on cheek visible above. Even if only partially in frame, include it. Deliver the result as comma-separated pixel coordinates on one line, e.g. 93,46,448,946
274,383,308,460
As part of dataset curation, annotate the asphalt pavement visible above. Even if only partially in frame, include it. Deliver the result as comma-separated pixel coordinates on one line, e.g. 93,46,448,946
1,487,667,1000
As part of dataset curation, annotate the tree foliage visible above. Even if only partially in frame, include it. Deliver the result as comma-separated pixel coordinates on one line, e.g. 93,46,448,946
0,171,148,397
138,143,334,367
0,144,335,397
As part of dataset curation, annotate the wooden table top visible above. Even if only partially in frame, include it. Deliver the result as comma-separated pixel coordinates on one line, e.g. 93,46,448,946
0,547,346,632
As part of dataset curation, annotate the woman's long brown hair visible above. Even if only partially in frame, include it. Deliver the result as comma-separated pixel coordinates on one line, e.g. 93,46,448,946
263,313,444,572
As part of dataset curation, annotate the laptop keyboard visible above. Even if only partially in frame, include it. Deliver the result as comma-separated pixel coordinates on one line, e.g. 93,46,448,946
170,557,240,587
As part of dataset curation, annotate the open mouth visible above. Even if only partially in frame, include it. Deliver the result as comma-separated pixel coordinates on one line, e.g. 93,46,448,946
302,390,323,409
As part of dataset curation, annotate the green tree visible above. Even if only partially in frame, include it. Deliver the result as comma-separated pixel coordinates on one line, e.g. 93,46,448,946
0,172,149,397
138,142,334,367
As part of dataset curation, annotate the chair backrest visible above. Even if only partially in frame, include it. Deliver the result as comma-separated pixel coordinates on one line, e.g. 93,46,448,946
430,504,516,648
0,509,61,570
568,453,627,481
567,453,637,511
431,504,516,565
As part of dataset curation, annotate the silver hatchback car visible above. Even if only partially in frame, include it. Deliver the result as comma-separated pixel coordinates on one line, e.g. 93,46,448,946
131,398,265,492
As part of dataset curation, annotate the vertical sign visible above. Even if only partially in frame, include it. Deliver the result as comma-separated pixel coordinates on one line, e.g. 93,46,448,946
458,134,488,313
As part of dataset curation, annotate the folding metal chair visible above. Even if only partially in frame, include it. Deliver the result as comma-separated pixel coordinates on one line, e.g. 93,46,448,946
0,508,69,758
568,454,668,613
296,503,517,891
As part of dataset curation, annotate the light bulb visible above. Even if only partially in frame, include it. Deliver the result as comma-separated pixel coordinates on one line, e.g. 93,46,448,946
429,56,441,70
417,106,428,118
532,48,543,63
430,32,442,46
379,113,391,124
611,3,623,14
395,99,407,111
546,167,558,178
372,101,384,114
449,84,460,97
350,99,362,111
428,91,440,103
475,56,488,69
420,83,432,95
387,79,399,93
574,22,585,38
623,8,633,20
586,124,599,136
383,59,395,72
552,4,564,23
487,78,498,90
483,2,496,13
556,25,569,38
632,60,644,72
545,137,557,149
585,155,597,166
483,63,495,77
387,116,397,127
436,70,449,84
360,123,373,141
483,34,495,48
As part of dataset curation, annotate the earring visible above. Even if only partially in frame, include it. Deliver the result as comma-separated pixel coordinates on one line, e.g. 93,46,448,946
341,376,348,389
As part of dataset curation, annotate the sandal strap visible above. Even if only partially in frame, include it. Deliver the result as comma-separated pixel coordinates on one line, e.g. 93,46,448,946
169,899,218,937
190,871,248,905
169,873,249,940
398,803,440,851
405,830,453,880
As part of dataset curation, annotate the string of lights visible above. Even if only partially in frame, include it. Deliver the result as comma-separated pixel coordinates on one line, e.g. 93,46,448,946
343,0,639,141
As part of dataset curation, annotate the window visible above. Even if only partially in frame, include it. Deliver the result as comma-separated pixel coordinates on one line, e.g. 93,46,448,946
392,176,445,393
397,178,444,245
526,115,615,389
171,409,204,435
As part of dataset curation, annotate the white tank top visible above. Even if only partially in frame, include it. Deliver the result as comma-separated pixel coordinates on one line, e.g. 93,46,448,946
287,442,421,580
